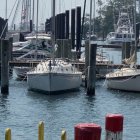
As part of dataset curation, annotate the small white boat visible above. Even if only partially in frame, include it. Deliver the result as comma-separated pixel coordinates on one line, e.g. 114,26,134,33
106,66,140,92
27,59,82,93
13,33,52,79
79,48,112,64
106,32,135,45
14,66,33,79
105,51,140,92
13,33,52,59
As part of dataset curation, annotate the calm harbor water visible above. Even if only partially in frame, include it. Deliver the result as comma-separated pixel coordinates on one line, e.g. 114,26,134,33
0,49,140,140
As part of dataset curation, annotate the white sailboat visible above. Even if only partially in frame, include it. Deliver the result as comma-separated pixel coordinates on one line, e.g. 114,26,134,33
105,52,140,92
106,7,135,45
27,0,82,93
27,59,82,93
106,68,140,92
105,1,140,92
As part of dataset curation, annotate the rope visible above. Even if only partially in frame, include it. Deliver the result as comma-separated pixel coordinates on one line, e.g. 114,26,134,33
82,66,88,75
102,78,107,87
109,74,137,83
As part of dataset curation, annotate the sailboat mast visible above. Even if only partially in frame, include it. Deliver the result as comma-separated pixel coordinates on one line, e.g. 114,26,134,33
32,0,35,29
93,0,95,34
134,0,137,51
81,0,86,40
5,0,7,19
89,0,93,42
36,0,39,34
52,0,55,63
35,0,39,60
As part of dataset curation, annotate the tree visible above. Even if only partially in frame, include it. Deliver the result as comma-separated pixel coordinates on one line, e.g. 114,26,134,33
82,0,139,39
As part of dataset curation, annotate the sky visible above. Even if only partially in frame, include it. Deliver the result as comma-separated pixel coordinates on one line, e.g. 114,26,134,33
0,0,107,28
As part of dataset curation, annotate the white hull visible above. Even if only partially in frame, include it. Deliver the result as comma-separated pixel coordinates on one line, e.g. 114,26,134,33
27,73,82,93
106,37,135,45
14,67,33,78
106,68,140,92
106,75,140,92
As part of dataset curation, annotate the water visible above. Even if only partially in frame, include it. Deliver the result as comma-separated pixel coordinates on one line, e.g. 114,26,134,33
1,49,140,140
0,76,140,140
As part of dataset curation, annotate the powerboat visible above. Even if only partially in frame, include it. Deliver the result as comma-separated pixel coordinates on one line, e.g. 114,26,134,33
106,7,135,45
13,33,52,79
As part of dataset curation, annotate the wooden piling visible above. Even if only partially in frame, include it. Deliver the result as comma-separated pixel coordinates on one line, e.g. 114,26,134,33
71,9,75,49
1,39,9,94
65,10,69,39
30,20,33,32
76,6,81,52
8,37,13,61
56,39,72,59
85,40,89,88
87,43,97,95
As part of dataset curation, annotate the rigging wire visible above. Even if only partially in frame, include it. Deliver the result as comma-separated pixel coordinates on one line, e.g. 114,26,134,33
0,0,19,39
10,0,21,30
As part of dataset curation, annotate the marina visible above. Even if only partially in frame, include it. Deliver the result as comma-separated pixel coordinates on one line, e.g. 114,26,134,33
0,48,140,140
1,0,140,139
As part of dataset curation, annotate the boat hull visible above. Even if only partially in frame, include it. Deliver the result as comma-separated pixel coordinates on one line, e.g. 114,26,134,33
106,75,140,92
27,73,82,93
14,67,33,79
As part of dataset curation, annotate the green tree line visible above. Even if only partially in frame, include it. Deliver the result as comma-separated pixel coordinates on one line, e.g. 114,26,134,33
83,0,140,40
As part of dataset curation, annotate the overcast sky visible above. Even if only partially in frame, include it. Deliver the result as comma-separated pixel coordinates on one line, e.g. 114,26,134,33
0,0,107,26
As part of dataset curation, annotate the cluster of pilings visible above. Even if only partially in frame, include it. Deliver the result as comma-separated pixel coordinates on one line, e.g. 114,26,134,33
45,7,81,58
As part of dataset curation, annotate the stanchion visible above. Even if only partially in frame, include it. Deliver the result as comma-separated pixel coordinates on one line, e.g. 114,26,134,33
105,114,123,140
75,123,101,140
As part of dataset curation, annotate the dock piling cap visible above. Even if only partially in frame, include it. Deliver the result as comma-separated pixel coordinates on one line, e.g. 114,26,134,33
105,113,124,132
75,123,101,140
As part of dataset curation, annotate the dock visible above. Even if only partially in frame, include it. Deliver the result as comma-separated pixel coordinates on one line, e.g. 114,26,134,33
8,60,124,68
8,60,140,79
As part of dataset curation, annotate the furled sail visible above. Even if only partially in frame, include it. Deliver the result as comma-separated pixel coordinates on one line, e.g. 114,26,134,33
122,51,136,65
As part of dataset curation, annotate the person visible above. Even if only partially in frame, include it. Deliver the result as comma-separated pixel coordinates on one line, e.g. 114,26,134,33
42,40,46,48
